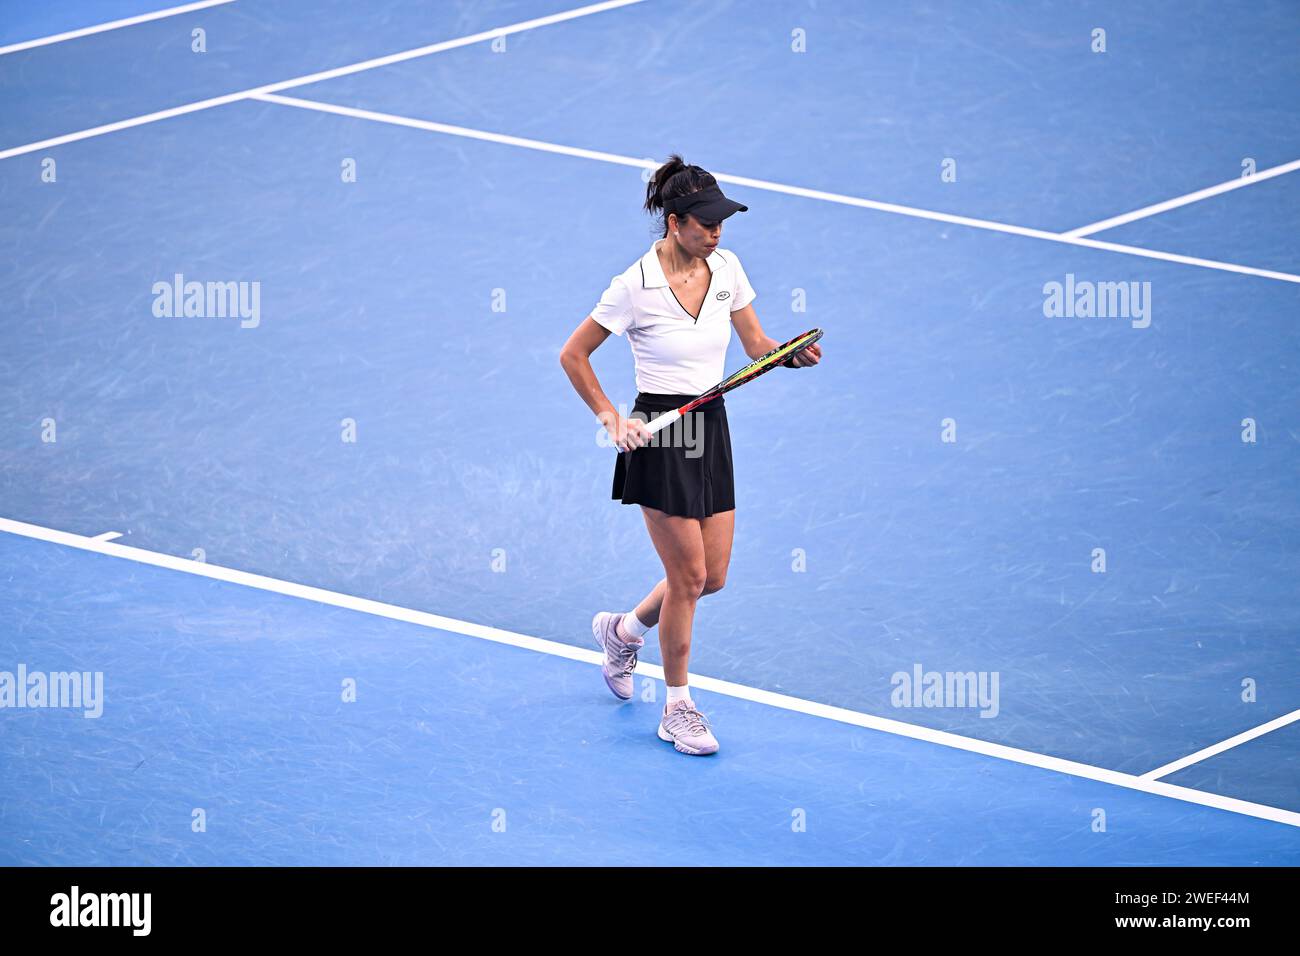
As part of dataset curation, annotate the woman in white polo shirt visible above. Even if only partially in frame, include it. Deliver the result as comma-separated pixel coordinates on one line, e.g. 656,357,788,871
559,155,821,756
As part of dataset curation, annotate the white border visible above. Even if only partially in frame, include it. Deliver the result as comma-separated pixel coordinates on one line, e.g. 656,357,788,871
249,92,1300,286
1143,708,1300,780
2,0,1296,285
0,0,238,57
1064,159,1300,238
0,0,648,161
2,514,1297,832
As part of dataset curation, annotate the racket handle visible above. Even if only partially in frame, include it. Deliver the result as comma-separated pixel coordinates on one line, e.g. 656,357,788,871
643,408,682,437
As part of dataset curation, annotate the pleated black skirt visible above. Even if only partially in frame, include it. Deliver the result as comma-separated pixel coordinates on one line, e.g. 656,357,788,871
612,392,735,519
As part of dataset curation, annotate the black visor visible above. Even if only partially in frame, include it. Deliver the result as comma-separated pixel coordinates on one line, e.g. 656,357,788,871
663,185,748,223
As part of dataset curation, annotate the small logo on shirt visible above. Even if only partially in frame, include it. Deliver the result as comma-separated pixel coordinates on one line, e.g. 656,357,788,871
716,291,730,300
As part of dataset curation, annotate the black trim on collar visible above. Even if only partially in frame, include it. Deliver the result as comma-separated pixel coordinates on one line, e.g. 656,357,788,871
666,285,699,324
668,267,719,324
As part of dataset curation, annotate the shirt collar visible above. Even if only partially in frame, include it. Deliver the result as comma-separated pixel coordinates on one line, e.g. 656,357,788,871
639,239,726,289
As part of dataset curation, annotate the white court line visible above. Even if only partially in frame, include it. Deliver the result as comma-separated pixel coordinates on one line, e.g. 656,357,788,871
250,93,1300,286
1143,708,1300,781
1064,158,1300,238
0,0,237,57
91,531,123,541
2,10,1297,286
0,0,647,161
2,514,1298,831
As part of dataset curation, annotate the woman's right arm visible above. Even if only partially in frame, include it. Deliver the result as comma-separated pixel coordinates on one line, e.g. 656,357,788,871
559,317,650,452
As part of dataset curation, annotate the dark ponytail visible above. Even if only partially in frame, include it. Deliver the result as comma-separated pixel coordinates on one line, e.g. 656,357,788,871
643,154,718,237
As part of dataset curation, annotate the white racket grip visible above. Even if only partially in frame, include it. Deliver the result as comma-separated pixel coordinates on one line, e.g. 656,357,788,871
643,408,682,437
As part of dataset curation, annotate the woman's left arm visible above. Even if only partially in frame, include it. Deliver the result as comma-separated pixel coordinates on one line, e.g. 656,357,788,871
729,304,822,367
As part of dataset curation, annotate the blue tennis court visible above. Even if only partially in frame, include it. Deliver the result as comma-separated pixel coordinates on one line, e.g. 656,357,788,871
2,0,1298,865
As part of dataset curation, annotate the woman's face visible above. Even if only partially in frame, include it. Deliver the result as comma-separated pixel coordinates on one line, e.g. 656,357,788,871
671,212,721,258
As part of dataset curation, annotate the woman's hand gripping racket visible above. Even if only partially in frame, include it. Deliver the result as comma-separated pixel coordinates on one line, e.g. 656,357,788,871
617,328,824,451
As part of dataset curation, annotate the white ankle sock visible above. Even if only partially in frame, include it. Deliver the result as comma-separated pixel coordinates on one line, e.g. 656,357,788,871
619,611,649,641
666,684,691,707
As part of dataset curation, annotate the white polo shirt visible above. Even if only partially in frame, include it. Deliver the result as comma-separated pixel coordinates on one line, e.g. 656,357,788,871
589,239,757,395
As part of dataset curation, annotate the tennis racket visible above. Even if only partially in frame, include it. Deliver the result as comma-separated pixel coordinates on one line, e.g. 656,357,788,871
638,327,823,440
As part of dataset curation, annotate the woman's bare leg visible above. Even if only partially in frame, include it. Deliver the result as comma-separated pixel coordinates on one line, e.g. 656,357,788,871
631,578,667,628
698,509,735,596
636,507,736,685
639,507,706,686
632,508,735,627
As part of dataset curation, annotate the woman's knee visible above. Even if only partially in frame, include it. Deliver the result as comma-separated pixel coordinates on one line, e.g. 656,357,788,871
701,570,727,595
667,564,708,599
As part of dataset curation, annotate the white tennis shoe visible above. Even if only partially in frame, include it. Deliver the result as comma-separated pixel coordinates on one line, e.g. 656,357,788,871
592,611,642,701
658,699,719,755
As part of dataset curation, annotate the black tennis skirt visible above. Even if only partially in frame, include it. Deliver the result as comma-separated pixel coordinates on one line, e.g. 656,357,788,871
612,392,735,519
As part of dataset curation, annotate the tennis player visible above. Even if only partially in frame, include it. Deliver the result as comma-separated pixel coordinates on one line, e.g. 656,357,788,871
559,155,822,755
